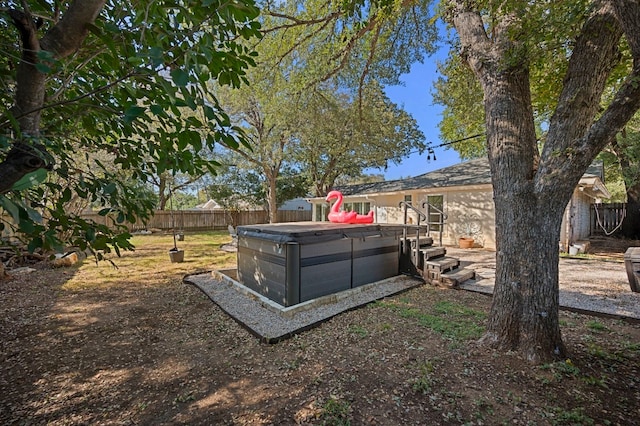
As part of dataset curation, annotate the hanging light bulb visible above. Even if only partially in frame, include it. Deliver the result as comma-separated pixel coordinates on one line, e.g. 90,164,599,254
426,147,435,162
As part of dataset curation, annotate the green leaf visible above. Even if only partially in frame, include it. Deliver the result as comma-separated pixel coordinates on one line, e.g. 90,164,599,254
147,47,164,67
19,218,35,234
27,237,43,253
60,187,72,203
0,196,20,223
150,105,166,116
25,205,43,223
124,106,146,124
35,63,52,74
103,182,117,194
11,169,48,191
171,68,190,87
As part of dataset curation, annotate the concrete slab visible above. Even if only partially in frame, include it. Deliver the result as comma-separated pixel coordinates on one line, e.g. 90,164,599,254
449,247,640,322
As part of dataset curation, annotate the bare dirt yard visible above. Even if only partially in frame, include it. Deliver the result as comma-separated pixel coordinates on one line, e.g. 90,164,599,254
1,232,639,425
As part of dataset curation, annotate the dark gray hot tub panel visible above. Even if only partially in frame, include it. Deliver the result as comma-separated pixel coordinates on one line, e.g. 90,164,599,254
237,223,402,307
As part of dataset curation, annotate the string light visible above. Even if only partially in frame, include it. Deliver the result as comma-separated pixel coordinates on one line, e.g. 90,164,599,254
425,132,485,162
426,147,436,161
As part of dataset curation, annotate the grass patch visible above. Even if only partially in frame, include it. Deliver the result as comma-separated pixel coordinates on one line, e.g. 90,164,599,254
559,252,591,259
546,406,594,425
410,360,437,394
319,397,351,426
540,359,581,380
375,299,486,341
623,341,640,353
586,343,619,361
63,231,237,290
348,325,368,337
586,320,609,332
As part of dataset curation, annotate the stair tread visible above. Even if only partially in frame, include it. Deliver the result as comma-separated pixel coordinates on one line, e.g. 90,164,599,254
425,257,459,268
440,268,476,287
422,247,447,260
406,236,433,246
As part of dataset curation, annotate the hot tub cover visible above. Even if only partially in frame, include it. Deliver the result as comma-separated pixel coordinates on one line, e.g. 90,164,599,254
237,222,403,245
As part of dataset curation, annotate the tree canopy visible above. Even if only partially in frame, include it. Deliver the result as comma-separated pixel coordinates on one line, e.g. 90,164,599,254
1,0,261,256
1,0,435,243
211,0,431,219
294,82,425,196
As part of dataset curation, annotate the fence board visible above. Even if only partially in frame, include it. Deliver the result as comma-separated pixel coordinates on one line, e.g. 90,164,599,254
80,210,312,231
590,203,626,235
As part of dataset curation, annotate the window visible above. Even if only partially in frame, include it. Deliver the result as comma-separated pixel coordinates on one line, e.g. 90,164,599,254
404,194,412,204
315,203,329,221
343,202,371,214
356,202,371,215
425,195,444,230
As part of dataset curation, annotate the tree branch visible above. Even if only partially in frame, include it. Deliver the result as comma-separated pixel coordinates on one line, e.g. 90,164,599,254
261,10,341,34
39,0,105,58
612,0,640,59
0,71,141,131
0,1,106,194
537,1,625,189
450,8,493,78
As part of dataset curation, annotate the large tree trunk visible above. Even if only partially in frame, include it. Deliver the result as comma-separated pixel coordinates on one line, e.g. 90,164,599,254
453,7,566,362
2,1,106,193
479,41,567,362
491,91,564,358
451,0,640,363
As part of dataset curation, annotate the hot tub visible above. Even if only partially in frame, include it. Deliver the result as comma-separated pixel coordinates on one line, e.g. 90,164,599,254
237,222,404,307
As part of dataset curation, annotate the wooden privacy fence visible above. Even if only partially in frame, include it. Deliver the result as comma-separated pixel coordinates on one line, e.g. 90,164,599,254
80,209,312,232
590,203,626,235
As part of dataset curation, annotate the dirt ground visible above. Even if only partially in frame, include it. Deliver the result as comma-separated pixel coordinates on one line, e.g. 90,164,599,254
1,235,639,425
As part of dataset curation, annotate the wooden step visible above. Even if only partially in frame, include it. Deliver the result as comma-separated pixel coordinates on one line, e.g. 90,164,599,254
423,246,446,261
423,257,460,284
440,268,476,288
424,256,459,272
404,236,433,248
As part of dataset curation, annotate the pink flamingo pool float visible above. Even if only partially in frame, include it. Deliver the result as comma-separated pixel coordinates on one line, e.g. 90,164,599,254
325,190,374,224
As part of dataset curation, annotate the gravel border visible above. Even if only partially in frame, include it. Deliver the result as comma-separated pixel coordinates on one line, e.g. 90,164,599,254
459,279,640,322
184,271,423,342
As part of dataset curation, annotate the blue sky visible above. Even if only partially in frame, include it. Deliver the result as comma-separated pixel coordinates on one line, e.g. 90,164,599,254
372,58,462,181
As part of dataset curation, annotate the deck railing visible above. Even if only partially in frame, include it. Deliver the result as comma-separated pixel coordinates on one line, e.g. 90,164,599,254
422,201,447,247
398,201,428,266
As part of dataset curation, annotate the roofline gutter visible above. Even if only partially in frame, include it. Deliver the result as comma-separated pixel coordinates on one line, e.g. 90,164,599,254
305,183,494,201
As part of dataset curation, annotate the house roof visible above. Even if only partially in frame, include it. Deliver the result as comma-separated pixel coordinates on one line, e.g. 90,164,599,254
279,197,312,211
321,156,610,199
337,157,492,196
193,199,222,210
585,160,605,181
